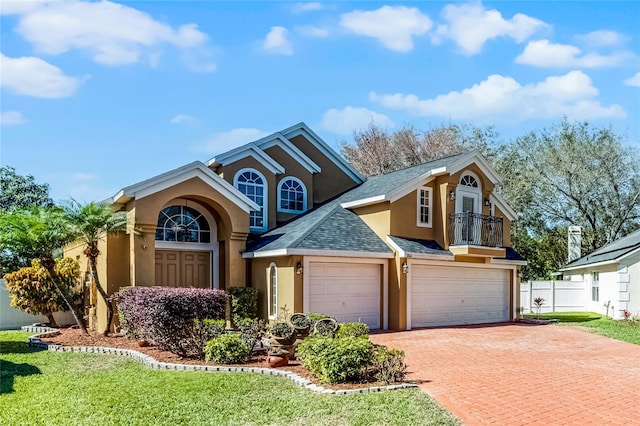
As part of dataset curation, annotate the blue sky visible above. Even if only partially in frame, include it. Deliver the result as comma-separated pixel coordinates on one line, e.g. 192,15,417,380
1,1,639,202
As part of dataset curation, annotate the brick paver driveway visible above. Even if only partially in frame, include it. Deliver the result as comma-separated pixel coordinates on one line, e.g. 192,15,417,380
370,324,640,425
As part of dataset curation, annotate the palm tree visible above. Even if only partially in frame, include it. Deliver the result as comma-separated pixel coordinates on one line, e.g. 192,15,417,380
63,200,129,336
0,207,88,333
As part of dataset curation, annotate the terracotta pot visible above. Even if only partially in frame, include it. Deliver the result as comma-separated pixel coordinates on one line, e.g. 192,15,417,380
266,353,289,368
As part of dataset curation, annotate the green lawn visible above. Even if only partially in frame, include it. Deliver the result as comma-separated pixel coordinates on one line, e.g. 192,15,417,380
0,331,460,426
524,311,640,345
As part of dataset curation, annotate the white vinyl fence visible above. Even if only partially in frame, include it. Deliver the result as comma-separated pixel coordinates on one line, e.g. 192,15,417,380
0,279,75,330
520,280,587,314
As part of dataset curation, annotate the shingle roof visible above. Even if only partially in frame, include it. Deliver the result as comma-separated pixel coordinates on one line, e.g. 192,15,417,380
562,229,640,269
245,154,468,255
387,236,453,256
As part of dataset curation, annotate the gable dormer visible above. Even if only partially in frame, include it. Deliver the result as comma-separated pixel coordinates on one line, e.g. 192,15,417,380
208,122,363,232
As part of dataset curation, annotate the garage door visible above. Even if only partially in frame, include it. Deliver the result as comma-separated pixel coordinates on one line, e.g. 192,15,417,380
411,265,510,327
308,262,381,329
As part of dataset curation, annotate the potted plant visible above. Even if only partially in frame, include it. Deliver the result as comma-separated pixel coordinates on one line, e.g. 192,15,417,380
313,317,338,337
266,348,290,368
290,313,311,336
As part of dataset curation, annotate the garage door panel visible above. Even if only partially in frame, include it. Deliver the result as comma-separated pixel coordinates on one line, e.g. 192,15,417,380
412,265,510,327
308,262,381,329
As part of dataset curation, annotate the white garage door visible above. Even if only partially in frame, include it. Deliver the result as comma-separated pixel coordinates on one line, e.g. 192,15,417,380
411,265,510,328
308,262,381,329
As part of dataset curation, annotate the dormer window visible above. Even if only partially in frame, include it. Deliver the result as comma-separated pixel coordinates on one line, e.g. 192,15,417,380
234,168,267,231
278,177,307,214
417,186,432,227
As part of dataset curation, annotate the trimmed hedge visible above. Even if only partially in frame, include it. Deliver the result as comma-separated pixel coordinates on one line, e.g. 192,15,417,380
205,333,251,364
114,286,226,357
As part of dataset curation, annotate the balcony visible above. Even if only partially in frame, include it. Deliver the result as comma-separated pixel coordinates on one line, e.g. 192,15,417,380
448,212,505,257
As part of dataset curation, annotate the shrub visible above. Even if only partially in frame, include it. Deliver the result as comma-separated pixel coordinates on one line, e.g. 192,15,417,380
237,318,266,352
372,346,407,384
114,286,226,357
228,287,258,326
297,336,374,384
336,322,369,338
4,258,82,326
204,333,250,364
185,319,226,359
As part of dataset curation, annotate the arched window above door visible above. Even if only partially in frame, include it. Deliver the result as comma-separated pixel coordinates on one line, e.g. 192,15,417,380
460,174,479,188
155,205,211,243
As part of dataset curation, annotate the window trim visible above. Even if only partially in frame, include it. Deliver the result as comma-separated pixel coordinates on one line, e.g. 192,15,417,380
268,262,278,320
234,168,268,232
591,271,600,302
416,186,433,228
277,176,307,214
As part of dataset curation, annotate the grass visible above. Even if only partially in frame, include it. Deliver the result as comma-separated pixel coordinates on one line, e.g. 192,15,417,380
0,331,460,426
524,311,640,345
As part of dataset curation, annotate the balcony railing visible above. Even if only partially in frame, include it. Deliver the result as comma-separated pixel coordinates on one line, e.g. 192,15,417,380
448,212,503,248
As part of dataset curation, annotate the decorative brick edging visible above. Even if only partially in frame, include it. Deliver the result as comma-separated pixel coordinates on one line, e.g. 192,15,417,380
21,325,417,395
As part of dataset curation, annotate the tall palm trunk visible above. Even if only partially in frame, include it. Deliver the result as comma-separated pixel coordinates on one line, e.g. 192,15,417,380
41,257,88,334
87,246,113,336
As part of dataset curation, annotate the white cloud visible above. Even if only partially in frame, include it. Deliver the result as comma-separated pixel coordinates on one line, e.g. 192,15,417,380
370,71,625,122
516,39,631,68
191,128,270,153
296,25,330,38
170,114,197,125
9,0,215,70
0,53,85,98
291,2,323,13
0,110,27,125
340,6,432,53
576,30,626,48
625,72,640,87
262,26,294,55
434,3,547,54
320,107,395,135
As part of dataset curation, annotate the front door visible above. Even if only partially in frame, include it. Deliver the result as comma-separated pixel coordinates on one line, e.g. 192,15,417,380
456,189,481,245
155,250,211,288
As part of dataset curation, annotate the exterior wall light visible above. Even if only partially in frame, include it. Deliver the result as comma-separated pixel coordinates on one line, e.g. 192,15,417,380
296,261,303,275
484,197,490,206
449,190,456,201
402,262,409,274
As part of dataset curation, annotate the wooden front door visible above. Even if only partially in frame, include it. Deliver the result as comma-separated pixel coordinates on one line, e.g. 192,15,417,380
155,250,211,288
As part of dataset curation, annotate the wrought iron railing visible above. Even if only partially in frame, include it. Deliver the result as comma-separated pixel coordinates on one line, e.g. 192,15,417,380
448,212,503,248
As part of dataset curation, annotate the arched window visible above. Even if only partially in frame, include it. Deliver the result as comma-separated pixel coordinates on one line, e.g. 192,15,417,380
277,177,306,213
234,168,267,231
155,205,210,243
268,263,278,319
460,174,479,188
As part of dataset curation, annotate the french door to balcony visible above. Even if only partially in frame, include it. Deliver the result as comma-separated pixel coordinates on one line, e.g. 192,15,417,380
456,189,481,245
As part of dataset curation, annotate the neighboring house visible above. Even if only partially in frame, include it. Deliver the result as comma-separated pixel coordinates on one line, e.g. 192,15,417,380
560,229,640,319
66,122,525,332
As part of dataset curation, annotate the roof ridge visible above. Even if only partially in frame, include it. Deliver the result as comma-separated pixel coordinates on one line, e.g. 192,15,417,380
368,151,468,179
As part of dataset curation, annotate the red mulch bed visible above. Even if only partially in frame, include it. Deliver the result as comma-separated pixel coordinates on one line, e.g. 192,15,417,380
39,328,384,390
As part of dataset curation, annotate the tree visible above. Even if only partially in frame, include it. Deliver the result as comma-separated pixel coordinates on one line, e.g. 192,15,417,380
0,207,88,333
497,119,640,256
4,258,82,326
63,200,129,336
0,166,53,212
341,122,498,177
0,167,54,275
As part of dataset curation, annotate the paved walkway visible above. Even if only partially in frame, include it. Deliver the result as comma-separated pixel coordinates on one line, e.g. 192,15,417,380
370,324,640,425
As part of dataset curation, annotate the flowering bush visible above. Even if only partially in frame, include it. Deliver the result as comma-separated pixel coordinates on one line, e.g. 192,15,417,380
114,286,226,357
623,310,632,320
